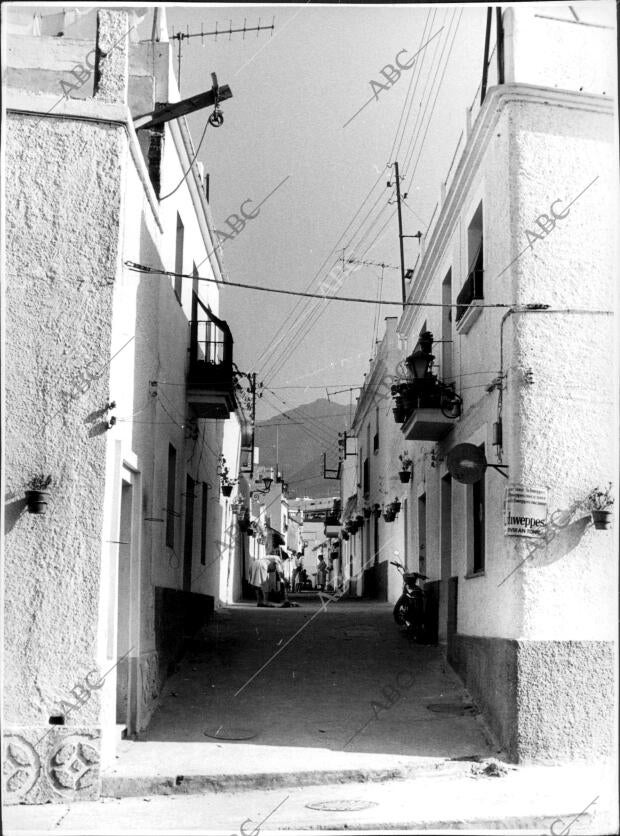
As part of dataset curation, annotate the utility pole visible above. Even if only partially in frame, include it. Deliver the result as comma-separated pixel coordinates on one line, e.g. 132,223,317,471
393,161,407,309
250,372,257,478
389,161,423,308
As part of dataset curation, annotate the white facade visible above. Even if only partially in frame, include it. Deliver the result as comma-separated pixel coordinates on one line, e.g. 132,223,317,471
4,9,244,803
363,6,617,762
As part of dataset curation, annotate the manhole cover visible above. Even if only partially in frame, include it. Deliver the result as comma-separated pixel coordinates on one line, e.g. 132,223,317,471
306,800,379,812
426,703,478,716
203,726,257,740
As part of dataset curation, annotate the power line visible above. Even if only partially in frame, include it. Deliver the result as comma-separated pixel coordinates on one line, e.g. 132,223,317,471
259,390,337,451
253,168,389,372
259,206,399,386
389,9,435,164
159,118,213,201
404,9,464,189
126,261,520,310
263,389,341,450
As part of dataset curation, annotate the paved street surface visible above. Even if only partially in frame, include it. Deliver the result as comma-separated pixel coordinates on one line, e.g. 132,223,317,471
104,597,496,795
4,597,617,833
5,762,617,834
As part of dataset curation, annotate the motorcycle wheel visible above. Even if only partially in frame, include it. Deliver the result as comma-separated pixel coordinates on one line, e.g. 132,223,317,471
393,599,409,626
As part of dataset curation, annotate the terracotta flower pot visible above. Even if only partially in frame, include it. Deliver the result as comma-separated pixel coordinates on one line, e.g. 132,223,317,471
221,483,233,497
591,510,612,530
399,470,411,483
25,490,50,515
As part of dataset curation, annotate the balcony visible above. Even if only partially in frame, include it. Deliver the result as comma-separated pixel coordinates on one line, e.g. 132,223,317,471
187,299,237,419
392,379,462,441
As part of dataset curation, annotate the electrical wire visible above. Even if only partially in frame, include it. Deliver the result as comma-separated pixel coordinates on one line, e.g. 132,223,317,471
261,388,342,451
252,169,388,371
257,10,462,387
400,8,456,179
255,194,391,380
126,260,521,310
404,9,464,189
389,9,435,164
159,118,212,202
261,389,340,451
253,166,396,377
259,205,399,386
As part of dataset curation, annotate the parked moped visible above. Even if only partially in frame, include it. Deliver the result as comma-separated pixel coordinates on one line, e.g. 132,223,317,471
391,561,428,641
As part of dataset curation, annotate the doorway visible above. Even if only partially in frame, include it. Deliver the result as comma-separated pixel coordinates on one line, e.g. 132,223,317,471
183,475,195,592
115,467,140,733
418,493,427,575
439,474,452,642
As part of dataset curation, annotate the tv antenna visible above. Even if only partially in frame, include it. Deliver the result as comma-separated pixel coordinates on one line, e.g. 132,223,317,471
171,17,276,92
346,257,400,271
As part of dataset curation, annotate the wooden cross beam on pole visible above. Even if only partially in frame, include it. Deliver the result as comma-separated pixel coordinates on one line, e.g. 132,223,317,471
134,73,232,130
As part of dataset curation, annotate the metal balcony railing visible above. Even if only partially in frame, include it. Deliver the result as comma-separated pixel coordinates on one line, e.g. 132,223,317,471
188,297,233,389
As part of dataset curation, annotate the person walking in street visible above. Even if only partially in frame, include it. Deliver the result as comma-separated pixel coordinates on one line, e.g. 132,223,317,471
316,555,327,591
292,553,304,592
248,555,270,606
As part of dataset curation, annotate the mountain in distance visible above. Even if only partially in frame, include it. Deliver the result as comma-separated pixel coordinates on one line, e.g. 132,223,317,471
255,398,352,499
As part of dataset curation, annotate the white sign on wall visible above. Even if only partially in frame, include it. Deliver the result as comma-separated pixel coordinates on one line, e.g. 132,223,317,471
504,484,548,538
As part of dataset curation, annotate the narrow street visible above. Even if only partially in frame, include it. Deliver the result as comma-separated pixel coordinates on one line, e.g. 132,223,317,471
104,596,496,796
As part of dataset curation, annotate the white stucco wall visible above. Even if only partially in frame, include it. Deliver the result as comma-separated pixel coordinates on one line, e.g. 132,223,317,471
4,108,124,733
4,11,243,791
395,83,617,645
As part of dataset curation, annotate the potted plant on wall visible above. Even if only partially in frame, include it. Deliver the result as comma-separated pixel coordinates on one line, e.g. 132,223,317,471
383,506,396,523
398,452,413,483
583,484,614,530
25,474,53,515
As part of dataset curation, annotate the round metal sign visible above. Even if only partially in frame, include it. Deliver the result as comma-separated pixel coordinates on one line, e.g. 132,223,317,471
446,444,486,484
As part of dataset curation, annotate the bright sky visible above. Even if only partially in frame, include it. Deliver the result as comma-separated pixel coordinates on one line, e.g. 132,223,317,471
163,3,490,420
12,2,609,423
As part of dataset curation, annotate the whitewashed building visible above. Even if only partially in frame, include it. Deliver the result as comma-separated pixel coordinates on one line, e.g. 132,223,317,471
390,6,616,762
4,8,245,802
338,318,414,602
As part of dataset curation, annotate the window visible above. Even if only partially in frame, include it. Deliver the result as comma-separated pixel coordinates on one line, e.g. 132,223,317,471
418,494,427,575
165,444,177,548
363,457,370,497
374,511,379,566
468,445,485,574
191,262,199,319
373,406,379,451
174,213,184,303
456,202,483,322
441,269,453,380
200,482,208,565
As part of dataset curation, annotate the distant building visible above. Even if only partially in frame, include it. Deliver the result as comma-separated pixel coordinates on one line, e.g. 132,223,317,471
338,318,408,601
